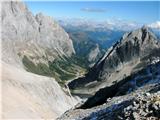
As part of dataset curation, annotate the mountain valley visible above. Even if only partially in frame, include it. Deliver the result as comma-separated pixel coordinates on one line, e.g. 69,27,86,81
1,1,160,120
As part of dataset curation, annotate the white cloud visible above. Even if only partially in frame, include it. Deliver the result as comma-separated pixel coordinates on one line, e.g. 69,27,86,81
147,21,160,29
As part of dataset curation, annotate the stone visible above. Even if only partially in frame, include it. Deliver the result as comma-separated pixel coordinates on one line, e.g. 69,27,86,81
152,104,159,110
132,112,140,120
146,92,151,96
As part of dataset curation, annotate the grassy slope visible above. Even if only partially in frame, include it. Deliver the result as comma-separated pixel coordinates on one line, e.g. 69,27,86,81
22,55,87,85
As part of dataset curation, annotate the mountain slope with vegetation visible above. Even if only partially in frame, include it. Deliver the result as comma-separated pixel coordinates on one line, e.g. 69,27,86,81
1,1,79,119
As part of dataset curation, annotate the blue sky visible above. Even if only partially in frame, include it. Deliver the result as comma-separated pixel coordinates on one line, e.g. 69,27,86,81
25,1,160,24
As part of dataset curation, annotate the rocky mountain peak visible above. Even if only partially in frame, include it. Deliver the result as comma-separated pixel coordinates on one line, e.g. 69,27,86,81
35,12,57,26
121,26,157,46
97,26,159,67
2,1,75,68
10,1,28,14
102,26,159,71
141,25,149,30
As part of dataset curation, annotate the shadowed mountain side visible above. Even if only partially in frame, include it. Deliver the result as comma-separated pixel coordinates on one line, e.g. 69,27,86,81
80,61,160,109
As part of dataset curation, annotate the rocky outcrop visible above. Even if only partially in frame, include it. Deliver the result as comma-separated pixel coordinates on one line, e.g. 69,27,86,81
59,88,160,120
88,44,101,64
1,1,77,119
68,26,160,95
80,61,160,109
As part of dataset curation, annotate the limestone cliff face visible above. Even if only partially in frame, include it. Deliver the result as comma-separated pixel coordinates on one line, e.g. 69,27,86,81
35,13,75,57
1,1,77,119
2,1,75,68
68,26,160,95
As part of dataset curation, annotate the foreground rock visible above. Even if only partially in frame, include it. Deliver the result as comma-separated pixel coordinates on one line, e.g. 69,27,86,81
59,82,160,120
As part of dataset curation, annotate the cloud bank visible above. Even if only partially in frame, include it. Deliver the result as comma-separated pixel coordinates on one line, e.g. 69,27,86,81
147,21,160,29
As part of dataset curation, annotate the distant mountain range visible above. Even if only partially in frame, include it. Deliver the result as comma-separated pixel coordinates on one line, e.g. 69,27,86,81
58,18,140,31
58,18,160,67
58,18,160,32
